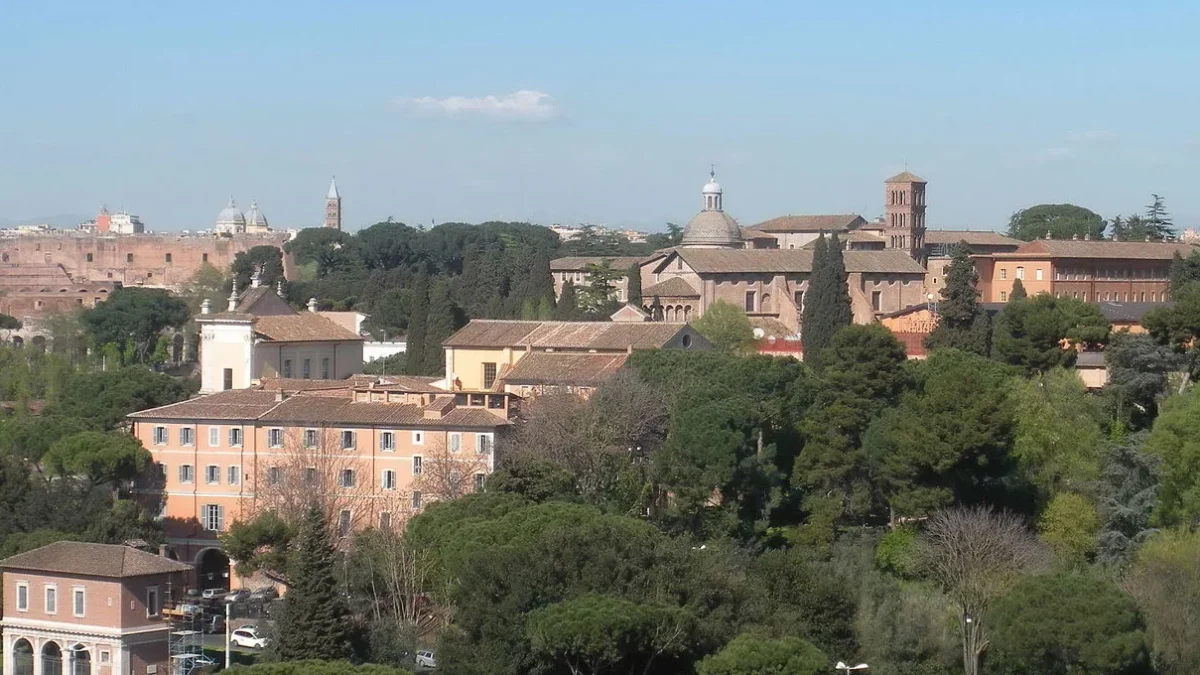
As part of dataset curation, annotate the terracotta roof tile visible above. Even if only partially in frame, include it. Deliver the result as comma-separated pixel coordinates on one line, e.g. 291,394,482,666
745,215,866,233
550,256,646,271
885,171,926,183
0,541,192,578
257,396,507,428
502,352,629,385
924,230,1022,247
643,277,700,298
999,239,1197,261
671,248,926,275
254,314,364,342
443,320,701,350
128,389,284,420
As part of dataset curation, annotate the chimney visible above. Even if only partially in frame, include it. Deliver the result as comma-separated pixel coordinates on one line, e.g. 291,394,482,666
201,298,211,315
227,280,238,312
158,543,170,558
1084,233,1091,241
307,297,318,313
274,390,286,402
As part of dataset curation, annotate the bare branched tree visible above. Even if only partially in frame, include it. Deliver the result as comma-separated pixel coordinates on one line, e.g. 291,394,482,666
414,436,492,504
918,506,1051,675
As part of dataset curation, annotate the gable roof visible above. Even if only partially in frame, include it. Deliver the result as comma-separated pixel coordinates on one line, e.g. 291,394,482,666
255,396,507,428
502,352,629,386
550,256,646,271
745,214,866,233
643,277,700,298
0,541,192,578
443,319,701,350
128,389,285,420
924,230,1022,248
999,239,1197,260
236,287,293,315
885,171,926,183
254,314,364,342
669,248,926,275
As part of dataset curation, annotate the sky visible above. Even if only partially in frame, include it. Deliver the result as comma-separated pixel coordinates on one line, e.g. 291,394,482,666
2,1,1198,233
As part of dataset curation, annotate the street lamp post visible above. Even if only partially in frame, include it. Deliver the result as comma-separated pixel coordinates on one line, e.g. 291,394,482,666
835,662,869,675
225,599,233,669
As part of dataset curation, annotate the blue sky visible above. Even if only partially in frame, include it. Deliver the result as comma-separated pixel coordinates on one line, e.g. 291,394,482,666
2,1,1198,233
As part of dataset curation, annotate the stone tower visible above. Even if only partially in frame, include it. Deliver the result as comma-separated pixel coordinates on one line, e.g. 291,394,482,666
324,177,342,230
884,171,927,260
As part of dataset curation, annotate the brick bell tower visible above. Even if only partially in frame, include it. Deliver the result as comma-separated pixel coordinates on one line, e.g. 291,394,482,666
324,176,342,230
884,171,927,260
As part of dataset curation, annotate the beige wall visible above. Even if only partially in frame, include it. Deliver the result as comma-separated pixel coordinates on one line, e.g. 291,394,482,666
552,271,630,304
253,341,363,381
445,346,520,390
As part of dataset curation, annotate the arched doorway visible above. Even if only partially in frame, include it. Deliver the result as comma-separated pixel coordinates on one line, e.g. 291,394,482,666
11,336,23,348
70,645,90,675
12,638,33,675
195,547,230,589
42,641,63,675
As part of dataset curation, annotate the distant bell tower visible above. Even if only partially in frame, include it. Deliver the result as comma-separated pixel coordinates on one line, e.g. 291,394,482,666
884,171,927,260
325,177,342,230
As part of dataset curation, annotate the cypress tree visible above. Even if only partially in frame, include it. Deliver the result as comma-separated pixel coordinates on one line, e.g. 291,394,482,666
1010,277,1028,300
802,233,852,369
404,273,429,375
272,506,351,661
555,281,579,320
626,264,643,307
924,242,989,356
423,278,456,376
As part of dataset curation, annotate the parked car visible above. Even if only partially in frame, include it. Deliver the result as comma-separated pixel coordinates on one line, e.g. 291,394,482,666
415,651,437,669
224,589,250,603
201,588,227,600
230,627,269,649
249,586,278,602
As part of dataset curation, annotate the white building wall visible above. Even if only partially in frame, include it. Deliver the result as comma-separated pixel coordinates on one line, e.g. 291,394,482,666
200,323,253,393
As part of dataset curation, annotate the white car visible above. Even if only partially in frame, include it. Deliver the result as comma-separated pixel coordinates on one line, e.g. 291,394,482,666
201,588,226,600
230,627,269,649
415,651,437,668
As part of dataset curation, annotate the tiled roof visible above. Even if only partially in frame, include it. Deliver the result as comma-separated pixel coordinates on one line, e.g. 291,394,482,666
1001,240,1197,261
128,389,284,420
443,320,695,349
800,231,884,246
254,314,364,342
924,230,1022,247
885,171,926,183
749,316,797,339
235,286,275,313
643,277,700,298
256,378,358,392
740,229,779,241
257,396,508,428
550,256,646,271
0,541,192,578
363,375,445,393
745,215,865,233
502,352,629,385
1075,351,1106,367
671,248,926,275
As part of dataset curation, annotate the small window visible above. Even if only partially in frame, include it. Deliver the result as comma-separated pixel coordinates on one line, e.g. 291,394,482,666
382,469,397,491
1000,291,1008,302
477,433,494,454
86,253,94,263
381,432,395,452
413,456,423,475
268,429,283,448
208,427,220,447
180,428,194,446
73,587,85,617
449,433,462,453
304,429,318,448
744,291,756,312
412,491,422,509
322,357,330,379
202,504,224,531
44,585,56,614
1035,268,1044,281
794,290,804,308
126,253,134,263
228,466,240,485
15,582,28,611
871,291,882,312
267,466,282,486
339,468,356,488
179,465,194,484
152,426,169,445
482,362,498,389
202,253,209,263
999,268,1007,280
1015,266,1025,280
223,368,233,391
302,358,311,379
229,428,243,447
205,465,220,484
99,652,110,665
146,586,160,618
474,473,486,492
379,512,392,531
341,430,356,449
412,430,424,446
338,510,351,538
283,359,292,378
165,253,172,264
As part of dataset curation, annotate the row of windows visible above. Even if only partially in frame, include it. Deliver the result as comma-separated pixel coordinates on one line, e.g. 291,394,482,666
173,456,427,487
81,252,208,264
13,582,99,617
998,267,1045,281
1054,268,1167,281
282,357,331,380
155,427,493,453
153,426,242,447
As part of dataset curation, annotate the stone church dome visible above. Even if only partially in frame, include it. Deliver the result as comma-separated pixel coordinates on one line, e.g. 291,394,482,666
245,201,268,229
681,170,742,248
216,198,246,228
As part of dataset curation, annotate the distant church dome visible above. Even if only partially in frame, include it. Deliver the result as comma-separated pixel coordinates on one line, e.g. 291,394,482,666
681,169,742,248
216,198,246,229
245,200,268,229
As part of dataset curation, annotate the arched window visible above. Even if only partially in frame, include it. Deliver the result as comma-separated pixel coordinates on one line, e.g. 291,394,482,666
71,645,91,675
42,641,63,675
683,305,692,321
13,639,33,675
761,293,773,313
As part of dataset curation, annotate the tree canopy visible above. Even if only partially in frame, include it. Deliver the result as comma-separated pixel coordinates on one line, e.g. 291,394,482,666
1007,204,1106,241
692,301,755,352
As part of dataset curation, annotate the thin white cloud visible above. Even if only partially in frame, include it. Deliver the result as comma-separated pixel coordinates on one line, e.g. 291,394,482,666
398,90,559,121
1067,130,1118,144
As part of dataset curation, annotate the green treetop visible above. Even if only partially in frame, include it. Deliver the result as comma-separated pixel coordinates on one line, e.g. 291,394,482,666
925,242,990,356
801,233,851,370
271,506,352,662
